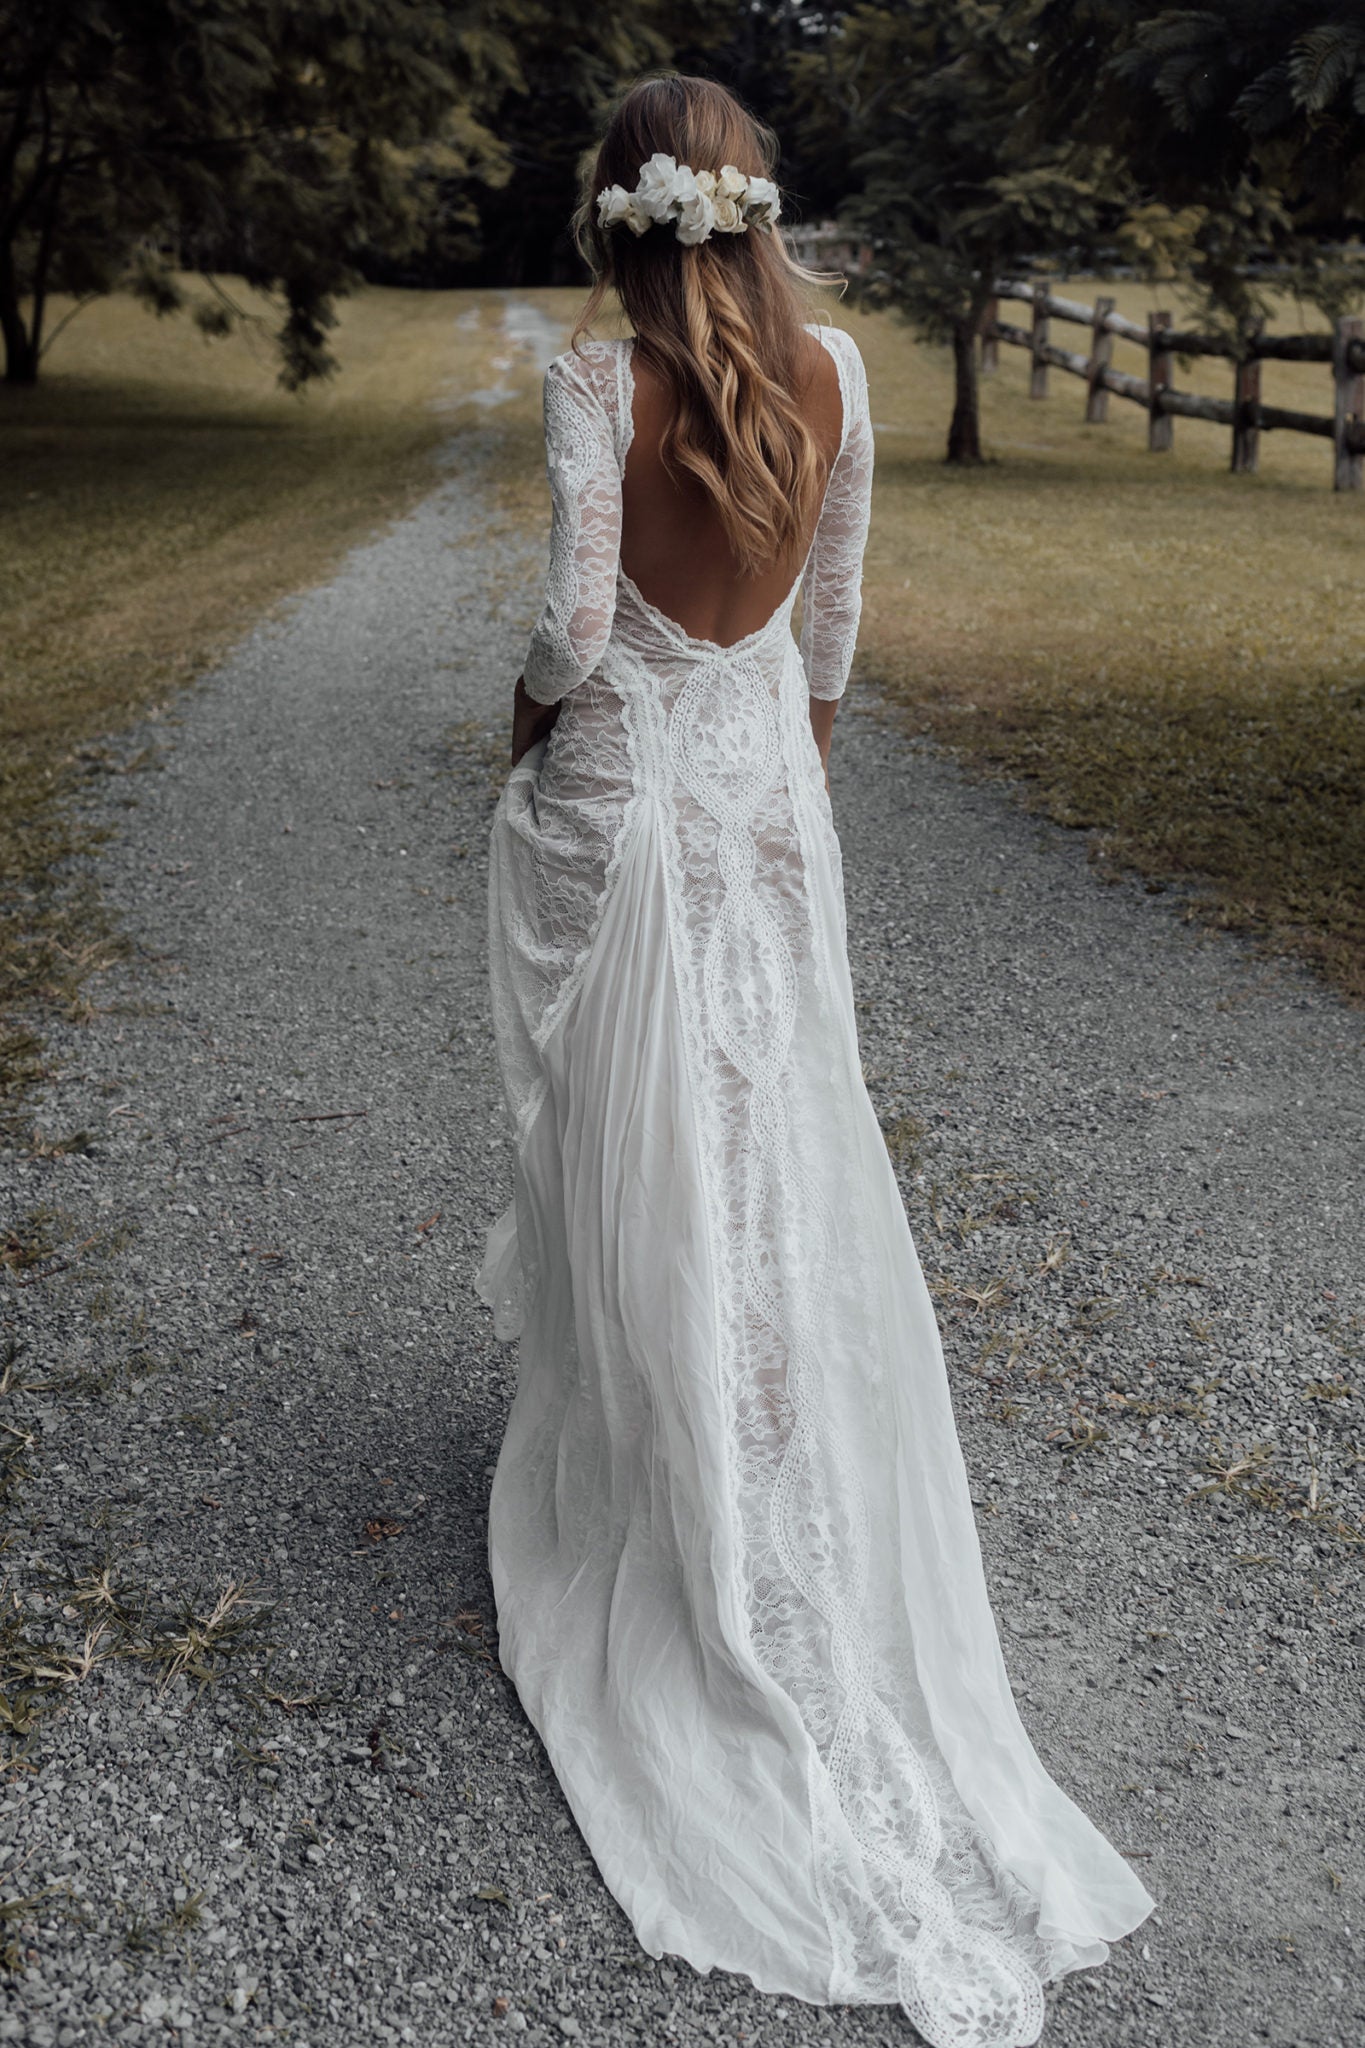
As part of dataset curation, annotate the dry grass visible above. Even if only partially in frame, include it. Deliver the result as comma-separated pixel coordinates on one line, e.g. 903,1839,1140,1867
0,280,542,1115
814,277,1365,999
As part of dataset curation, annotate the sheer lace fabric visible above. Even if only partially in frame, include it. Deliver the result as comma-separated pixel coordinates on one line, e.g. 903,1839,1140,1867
478,326,1155,2047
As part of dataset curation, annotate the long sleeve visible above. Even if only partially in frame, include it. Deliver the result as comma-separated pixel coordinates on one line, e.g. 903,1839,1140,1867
800,330,875,701
521,352,623,706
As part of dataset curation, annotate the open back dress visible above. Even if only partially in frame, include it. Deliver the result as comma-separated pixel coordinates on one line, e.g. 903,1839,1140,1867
475,321,1155,2048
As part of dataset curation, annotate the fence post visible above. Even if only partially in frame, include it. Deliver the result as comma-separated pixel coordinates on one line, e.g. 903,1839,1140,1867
1148,310,1173,452
979,294,999,377
1334,314,1364,491
1085,295,1115,423
1030,282,1050,399
1231,326,1263,474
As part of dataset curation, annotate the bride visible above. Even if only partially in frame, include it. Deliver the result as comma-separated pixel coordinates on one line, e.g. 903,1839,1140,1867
475,71,1155,2048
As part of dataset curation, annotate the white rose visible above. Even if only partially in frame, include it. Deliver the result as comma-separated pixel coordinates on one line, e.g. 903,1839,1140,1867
743,175,782,228
597,184,636,230
716,164,748,201
634,151,687,223
711,194,746,234
664,164,714,244
675,185,717,244
693,169,717,199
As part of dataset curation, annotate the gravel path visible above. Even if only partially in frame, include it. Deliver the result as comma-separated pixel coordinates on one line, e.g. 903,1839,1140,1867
2,345,1362,2048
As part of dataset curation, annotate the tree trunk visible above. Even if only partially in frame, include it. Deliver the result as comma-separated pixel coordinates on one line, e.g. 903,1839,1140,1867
947,318,983,463
0,242,38,384
26,161,69,370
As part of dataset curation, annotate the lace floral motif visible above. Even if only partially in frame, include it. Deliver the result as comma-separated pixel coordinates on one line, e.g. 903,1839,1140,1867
648,617,1048,2048
522,348,625,705
799,331,873,699
483,327,1075,2047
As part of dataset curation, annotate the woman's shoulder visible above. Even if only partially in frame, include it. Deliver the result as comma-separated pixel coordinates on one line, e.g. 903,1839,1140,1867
804,319,866,376
540,339,633,466
544,335,631,396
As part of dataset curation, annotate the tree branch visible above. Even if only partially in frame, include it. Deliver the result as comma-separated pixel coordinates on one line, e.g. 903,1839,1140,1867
37,287,99,359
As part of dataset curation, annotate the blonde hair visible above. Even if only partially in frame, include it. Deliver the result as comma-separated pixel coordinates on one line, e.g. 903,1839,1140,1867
573,75,834,578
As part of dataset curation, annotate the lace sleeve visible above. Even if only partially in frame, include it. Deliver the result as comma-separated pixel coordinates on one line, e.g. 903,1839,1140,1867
521,352,623,706
800,329,875,701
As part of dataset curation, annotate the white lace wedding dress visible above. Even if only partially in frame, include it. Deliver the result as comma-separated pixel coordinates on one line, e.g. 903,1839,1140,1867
475,322,1155,2047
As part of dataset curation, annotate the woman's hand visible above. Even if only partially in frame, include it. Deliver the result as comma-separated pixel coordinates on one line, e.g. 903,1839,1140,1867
510,676,561,769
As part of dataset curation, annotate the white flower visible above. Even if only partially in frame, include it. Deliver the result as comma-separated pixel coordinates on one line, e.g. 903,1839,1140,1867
742,175,782,228
673,168,717,246
597,183,649,236
595,155,783,246
634,152,689,224
597,183,630,228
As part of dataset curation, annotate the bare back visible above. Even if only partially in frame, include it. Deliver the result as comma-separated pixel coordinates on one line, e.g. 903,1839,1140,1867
620,330,844,650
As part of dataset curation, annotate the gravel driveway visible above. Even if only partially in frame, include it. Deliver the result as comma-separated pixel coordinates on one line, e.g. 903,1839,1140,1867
2,352,1362,2048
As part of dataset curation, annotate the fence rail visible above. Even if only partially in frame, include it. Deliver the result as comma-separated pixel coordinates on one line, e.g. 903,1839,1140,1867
783,226,1365,490
984,278,1365,489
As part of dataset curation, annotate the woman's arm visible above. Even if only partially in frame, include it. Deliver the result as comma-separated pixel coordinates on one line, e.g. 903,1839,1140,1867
520,354,623,711
809,696,837,791
510,676,561,768
799,331,874,717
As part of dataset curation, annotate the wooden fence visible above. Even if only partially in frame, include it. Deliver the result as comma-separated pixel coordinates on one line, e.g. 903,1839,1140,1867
784,225,1365,490
984,279,1365,490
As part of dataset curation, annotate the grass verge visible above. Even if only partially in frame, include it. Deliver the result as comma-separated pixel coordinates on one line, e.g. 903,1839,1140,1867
820,278,1365,999
0,279,528,1124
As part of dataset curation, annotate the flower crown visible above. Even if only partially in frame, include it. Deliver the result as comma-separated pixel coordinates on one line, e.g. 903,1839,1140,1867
597,152,782,247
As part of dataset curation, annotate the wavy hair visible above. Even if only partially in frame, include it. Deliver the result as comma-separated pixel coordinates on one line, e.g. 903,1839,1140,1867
572,75,835,578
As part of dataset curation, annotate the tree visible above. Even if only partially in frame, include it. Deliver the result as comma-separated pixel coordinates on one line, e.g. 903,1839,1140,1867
665,0,854,222
443,3,667,288
793,1,1123,461
1023,1,1365,331
421,2,847,292
0,0,516,387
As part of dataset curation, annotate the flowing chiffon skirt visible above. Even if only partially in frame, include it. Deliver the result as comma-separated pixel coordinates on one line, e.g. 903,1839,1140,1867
476,632,1155,2048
